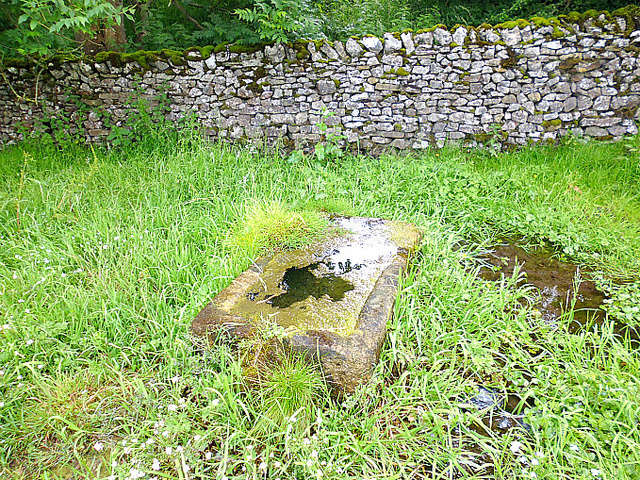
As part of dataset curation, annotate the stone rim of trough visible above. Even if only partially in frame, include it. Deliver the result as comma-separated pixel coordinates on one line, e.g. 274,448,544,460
191,216,423,394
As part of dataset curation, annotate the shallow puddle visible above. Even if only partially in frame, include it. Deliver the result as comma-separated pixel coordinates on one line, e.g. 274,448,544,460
465,386,532,436
479,243,604,323
478,242,639,344
260,261,356,308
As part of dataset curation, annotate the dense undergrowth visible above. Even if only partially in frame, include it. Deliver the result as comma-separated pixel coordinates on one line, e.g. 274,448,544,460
0,131,639,479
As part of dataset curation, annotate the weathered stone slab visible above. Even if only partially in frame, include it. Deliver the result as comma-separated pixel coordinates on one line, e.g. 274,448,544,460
192,217,422,393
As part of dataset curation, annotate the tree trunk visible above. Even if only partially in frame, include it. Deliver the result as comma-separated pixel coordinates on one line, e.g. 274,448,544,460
75,0,127,55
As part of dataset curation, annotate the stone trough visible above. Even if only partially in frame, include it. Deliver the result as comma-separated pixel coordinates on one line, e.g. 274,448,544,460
192,216,422,393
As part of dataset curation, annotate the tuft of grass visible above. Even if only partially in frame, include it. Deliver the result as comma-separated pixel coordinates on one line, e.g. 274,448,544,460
229,199,327,255
9,372,132,477
252,353,325,435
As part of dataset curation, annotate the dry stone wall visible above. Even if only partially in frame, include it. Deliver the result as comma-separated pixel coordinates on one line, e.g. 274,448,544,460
1,11,640,150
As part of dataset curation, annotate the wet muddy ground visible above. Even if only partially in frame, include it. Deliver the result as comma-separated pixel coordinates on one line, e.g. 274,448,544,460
455,240,639,465
478,241,639,345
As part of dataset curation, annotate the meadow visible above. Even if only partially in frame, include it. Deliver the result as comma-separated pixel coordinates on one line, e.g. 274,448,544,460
1,130,639,479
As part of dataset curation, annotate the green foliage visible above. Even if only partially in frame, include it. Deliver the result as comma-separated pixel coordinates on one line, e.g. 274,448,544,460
234,0,314,42
105,85,172,148
598,280,640,325
1,0,635,59
17,84,191,153
314,0,632,39
287,110,347,166
313,110,346,164
315,0,413,38
0,0,131,61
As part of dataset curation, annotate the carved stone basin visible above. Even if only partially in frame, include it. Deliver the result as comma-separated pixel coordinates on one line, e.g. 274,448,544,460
192,216,422,393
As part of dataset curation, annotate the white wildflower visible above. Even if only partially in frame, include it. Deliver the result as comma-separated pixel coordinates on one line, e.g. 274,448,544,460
93,441,104,452
151,458,160,471
510,441,523,454
591,469,601,477
167,404,178,412
165,446,173,455
205,452,212,460
570,444,580,452
129,468,145,479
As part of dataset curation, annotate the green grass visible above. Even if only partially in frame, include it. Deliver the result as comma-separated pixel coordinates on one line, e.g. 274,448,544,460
1,132,639,479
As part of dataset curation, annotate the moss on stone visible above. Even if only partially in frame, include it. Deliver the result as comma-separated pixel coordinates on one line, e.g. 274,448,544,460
229,44,267,55
473,132,494,143
500,47,521,69
292,41,311,60
616,101,640,120
92,49,190,70
385,67,410,77
542,119,562,130
494,18,530,29
559,55,582,71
